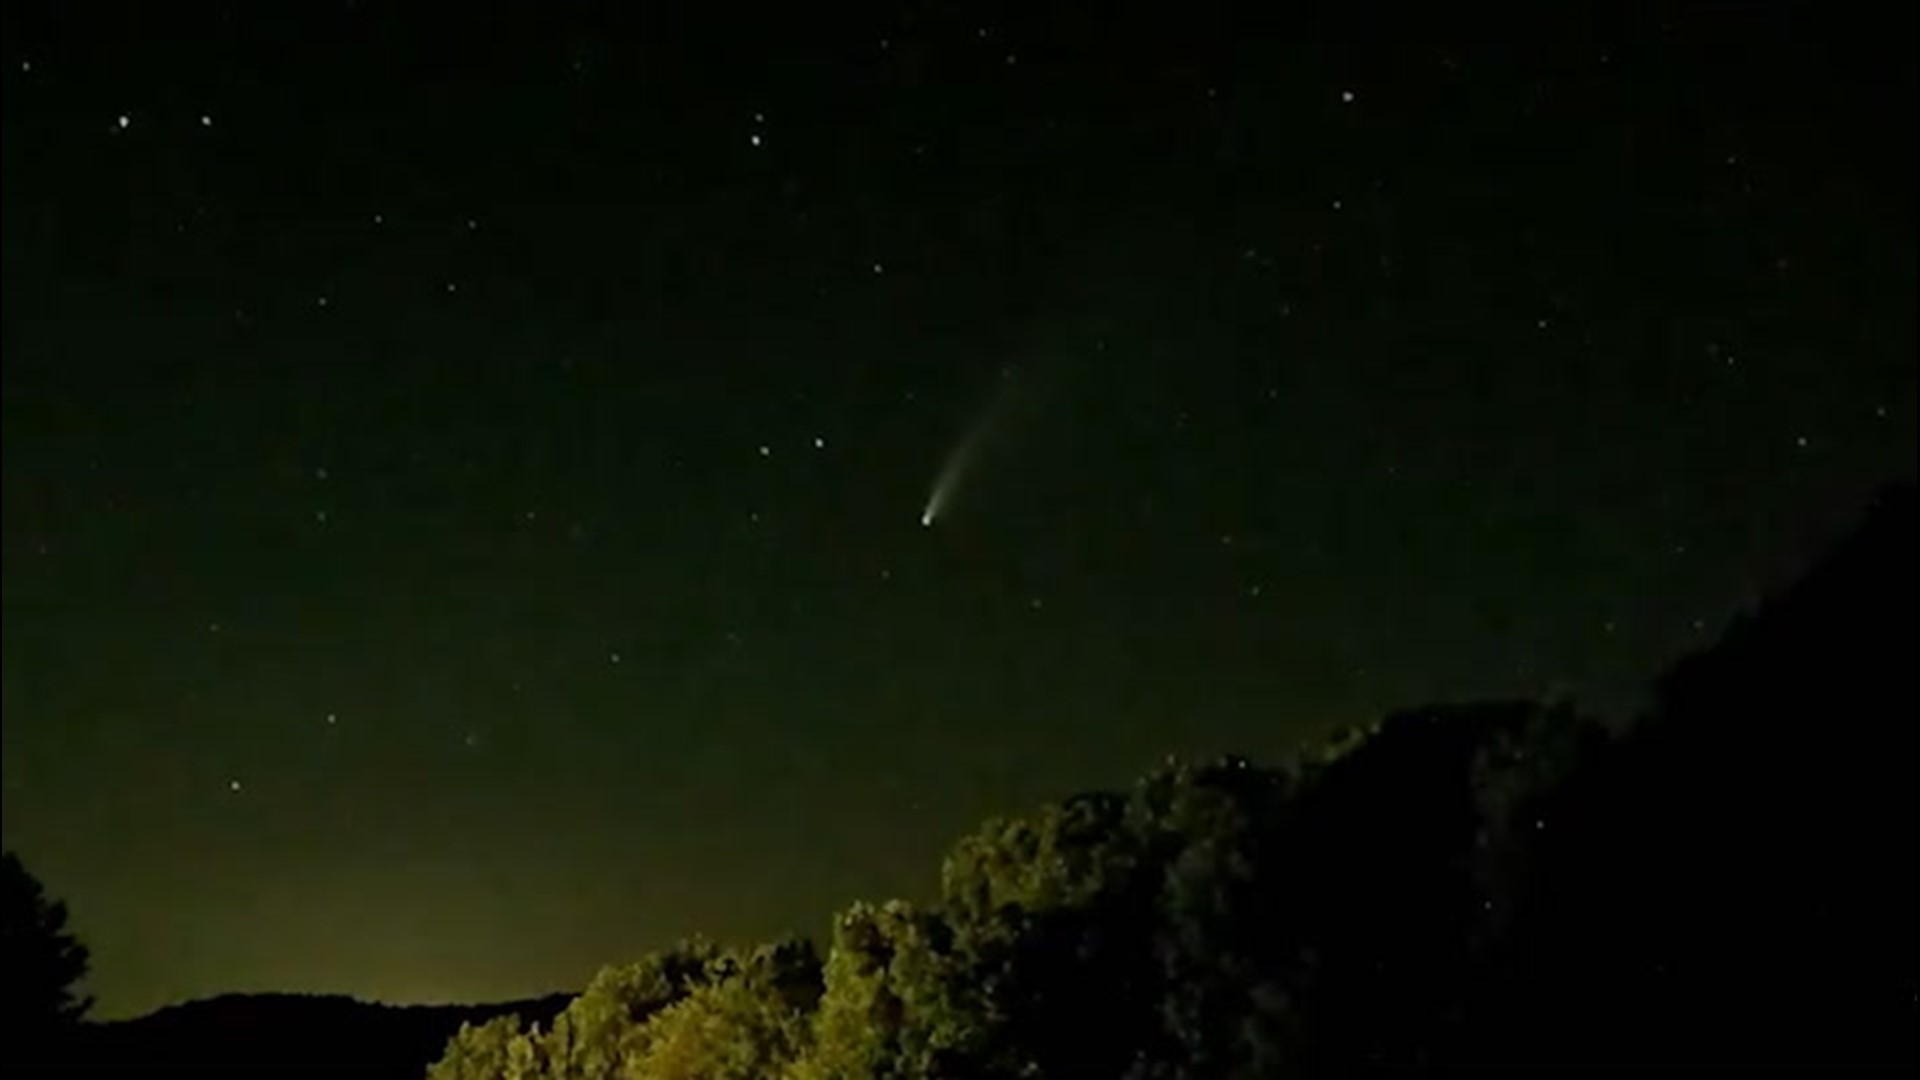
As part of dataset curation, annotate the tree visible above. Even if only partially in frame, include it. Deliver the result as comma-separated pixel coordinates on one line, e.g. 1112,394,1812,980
427,937,821,1080
1459,485,1919,1069
427,1015,539,1080
622,939,822,1080
542,937,726,1078
792,900,974,1080
1,850,92,1065
426,487,1916,1076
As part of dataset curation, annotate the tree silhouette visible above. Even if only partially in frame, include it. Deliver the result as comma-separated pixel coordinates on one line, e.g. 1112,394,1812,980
1,850,93,1066
408,485,1914,1078
1458,483,1918,1068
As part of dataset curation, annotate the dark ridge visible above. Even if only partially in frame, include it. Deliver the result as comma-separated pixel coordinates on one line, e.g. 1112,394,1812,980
54,992,571,1079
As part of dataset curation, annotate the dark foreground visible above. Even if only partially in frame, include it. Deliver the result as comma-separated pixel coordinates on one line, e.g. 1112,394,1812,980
16,487,1907,1077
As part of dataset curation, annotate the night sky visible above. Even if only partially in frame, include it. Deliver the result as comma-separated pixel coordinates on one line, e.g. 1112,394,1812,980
2,3,1913,1018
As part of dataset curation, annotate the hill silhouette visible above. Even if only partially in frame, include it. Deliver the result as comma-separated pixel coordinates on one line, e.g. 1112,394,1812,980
53,992,571,1079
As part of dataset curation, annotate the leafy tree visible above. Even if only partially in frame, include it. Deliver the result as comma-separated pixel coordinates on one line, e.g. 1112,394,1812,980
622,939,821,1080
1,850,92,1066
428,485,1917,1077
427,1015,538,1080
427,937,820,1080
935,791,1161,1077
1134,758,1304,1079
793,722,1568,1079
542,937,725,1078
792,900,974,1080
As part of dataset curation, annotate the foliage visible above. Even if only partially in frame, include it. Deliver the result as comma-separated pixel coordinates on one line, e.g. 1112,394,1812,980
426,937,821,1080
427,1015,539,1080
1,850,92,1066
543,937,727,1078
794,899,979,1080
621,939,822,1080
425,487,1916,1077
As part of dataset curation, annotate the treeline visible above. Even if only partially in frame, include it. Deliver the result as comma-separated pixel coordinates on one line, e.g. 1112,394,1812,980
428,486,1917,1077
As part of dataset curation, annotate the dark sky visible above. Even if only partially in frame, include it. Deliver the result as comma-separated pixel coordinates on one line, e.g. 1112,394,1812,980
2,2,1913,1018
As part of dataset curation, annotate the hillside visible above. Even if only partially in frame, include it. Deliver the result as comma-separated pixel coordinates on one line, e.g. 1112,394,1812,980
52,992,570,1079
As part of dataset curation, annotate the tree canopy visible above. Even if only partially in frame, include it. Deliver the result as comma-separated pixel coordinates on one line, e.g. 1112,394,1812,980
2,850,93,1067
426,485,1914,1077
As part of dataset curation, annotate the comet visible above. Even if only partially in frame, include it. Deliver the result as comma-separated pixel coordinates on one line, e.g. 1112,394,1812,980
919,369,1021,528
919,419,987,527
